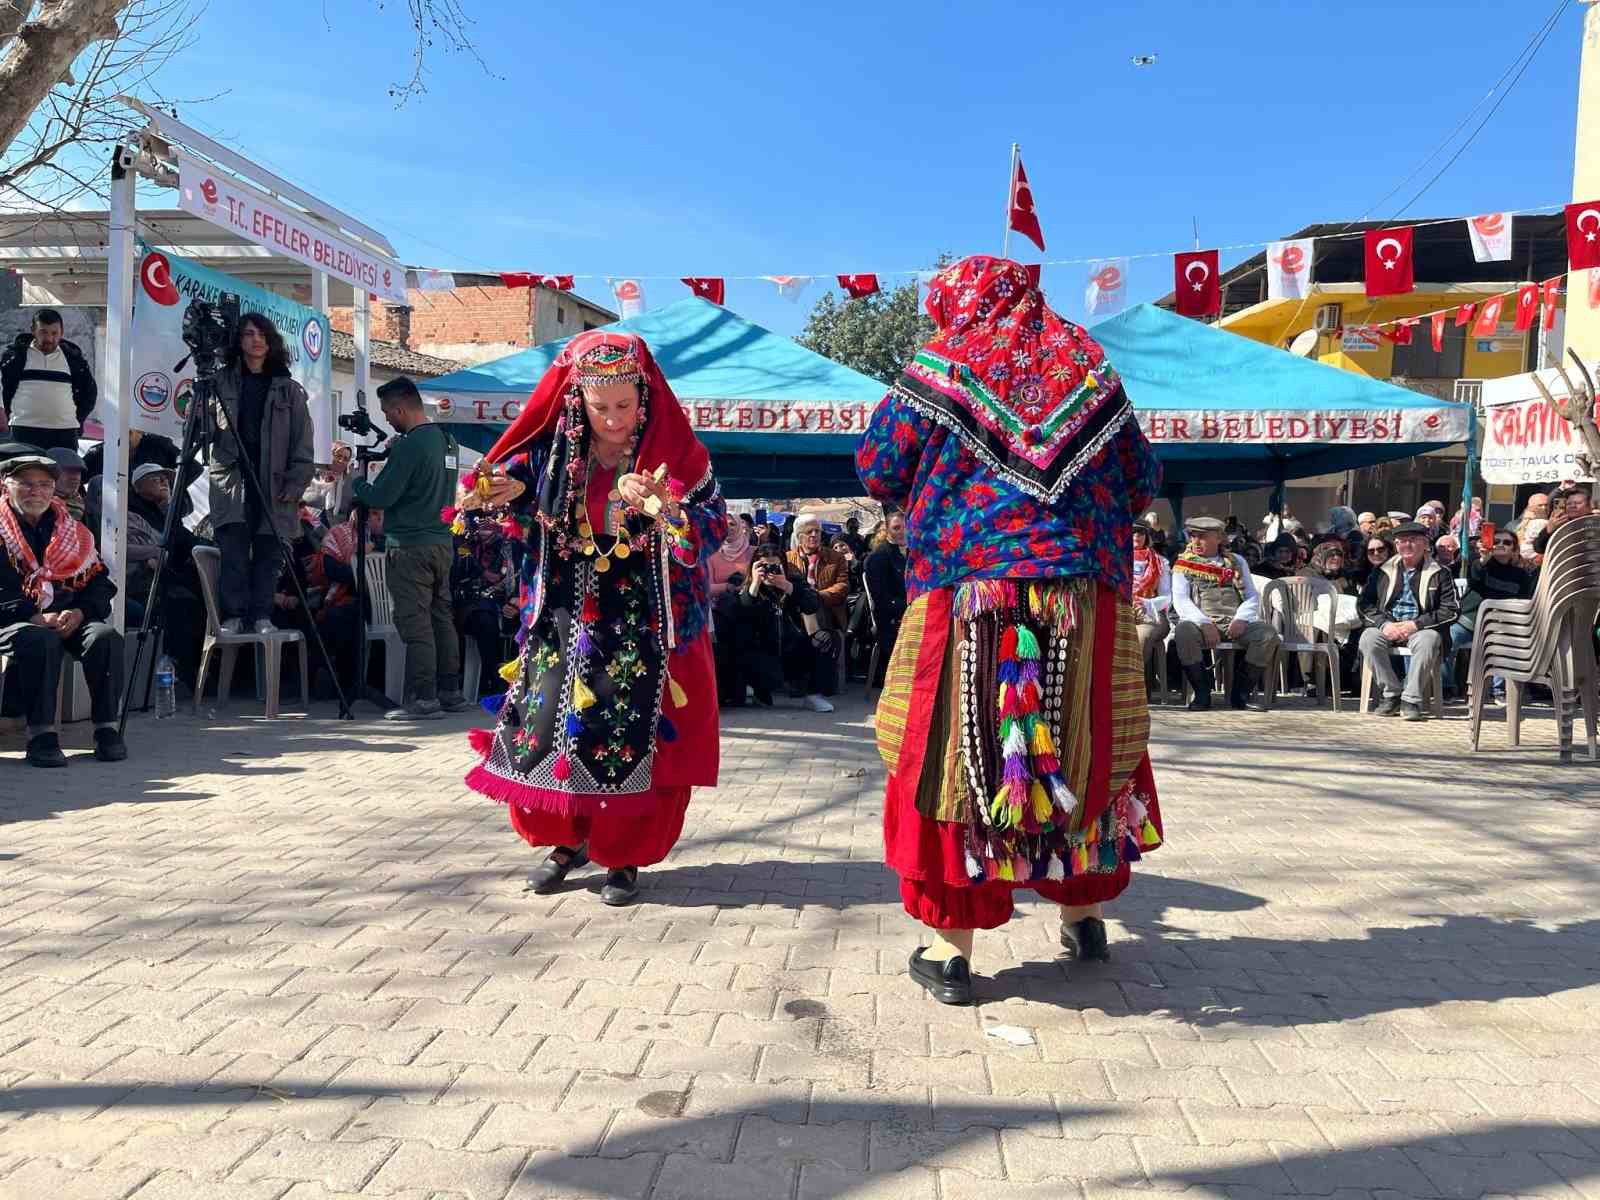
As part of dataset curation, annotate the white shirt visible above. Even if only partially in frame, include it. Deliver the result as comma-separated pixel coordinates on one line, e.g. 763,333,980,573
8,345,77,429
1171,553,1262,626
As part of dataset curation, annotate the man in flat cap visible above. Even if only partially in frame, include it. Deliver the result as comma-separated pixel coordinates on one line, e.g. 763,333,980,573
1356,520,1458,720
0,454,126,767
1171,515,1279,711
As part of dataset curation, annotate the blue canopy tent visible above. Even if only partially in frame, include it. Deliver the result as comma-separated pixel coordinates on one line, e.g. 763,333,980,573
416,297,884,498
1091,304,1476,507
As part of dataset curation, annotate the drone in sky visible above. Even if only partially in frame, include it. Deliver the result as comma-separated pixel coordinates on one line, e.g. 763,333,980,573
1131,54,1158,66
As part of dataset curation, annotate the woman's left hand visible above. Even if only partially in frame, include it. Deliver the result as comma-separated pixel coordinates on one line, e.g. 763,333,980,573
617,469,678,521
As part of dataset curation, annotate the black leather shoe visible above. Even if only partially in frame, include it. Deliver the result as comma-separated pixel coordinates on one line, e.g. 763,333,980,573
24,732,67,768
1375,693,1401,717
908,947,974,1005
600,866,640,907
525,845,588,894
1401,701,1426,722
1229,663,1257,710
93,728,127,762
1182,666,1212,711
1060,916,1111,962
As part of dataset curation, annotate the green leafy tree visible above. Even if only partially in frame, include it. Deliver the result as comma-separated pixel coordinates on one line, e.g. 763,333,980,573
796,274,936,386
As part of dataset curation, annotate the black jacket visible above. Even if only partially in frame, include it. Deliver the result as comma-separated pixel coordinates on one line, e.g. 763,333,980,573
863,542,907,630
82,433,181,480
1,332,97,424
733,563,820,654
0,504,116,624
1357,555,1459,632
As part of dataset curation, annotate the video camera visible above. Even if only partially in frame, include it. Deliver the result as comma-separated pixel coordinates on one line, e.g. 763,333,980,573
180,293,240,379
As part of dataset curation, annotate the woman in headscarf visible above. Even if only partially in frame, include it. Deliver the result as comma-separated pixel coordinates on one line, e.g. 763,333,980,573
1130,523,1170,696
460,331,727,907
857,255,1164,1005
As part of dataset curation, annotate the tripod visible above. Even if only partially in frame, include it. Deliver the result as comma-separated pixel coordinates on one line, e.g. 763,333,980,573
347,433,398,714
120,365,353,728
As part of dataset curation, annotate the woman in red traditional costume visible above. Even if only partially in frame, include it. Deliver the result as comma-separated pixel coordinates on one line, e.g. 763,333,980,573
460,331,726,906
857,255,1165,1004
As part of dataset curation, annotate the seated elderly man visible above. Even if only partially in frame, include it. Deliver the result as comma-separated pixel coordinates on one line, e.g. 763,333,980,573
1357,520,1459,721
0,454,126,767
48,446,87,521
1171,515,1281,711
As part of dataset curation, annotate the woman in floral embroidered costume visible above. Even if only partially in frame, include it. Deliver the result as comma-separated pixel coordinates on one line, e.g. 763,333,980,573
461,331,727,906
857,255,1164,1005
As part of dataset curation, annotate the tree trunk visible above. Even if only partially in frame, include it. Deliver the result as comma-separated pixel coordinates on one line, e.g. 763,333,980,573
0,0,125,160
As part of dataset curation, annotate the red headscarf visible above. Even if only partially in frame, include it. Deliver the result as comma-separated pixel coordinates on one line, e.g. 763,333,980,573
485,330,709,493
896,255,1132,503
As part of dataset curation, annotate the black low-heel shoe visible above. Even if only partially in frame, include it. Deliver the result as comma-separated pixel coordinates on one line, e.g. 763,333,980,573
600,866,640,907
908,947,974,1005
525,846,588,894
1060,916,1111,962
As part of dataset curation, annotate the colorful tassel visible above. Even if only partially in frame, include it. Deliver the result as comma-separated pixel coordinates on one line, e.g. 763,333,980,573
450,515,466,536
498,658,520,684
1046,854,1066,880
1028,720,1055,757
564,713,584,736
1072,845,1089,875
995,857,1016,881
573,677,597,710
479,694,505,717
999,625,1019,659
1002,723,1028,759
658,716,678,742
1030,781,1052,824
989,785,1015,829
440,505,459,524
1123,836,1143,862
552,755,572,781
1140,819,1161,849
575,627,596,657
581,595,600,623
1014,625,1041,660
668,677,688,708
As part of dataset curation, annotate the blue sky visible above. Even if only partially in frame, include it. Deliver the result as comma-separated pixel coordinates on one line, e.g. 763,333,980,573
149,0,1587,337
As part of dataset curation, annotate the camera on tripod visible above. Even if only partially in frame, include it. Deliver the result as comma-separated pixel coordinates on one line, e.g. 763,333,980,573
180,293,240,379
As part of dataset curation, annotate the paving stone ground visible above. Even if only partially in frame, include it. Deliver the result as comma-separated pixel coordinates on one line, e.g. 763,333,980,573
0,689,1598,1200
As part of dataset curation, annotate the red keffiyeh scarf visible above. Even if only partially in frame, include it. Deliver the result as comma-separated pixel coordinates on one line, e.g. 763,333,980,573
0,496,102,609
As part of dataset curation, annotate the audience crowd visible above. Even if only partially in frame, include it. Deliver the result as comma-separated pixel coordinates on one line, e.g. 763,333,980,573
1,302,1593,759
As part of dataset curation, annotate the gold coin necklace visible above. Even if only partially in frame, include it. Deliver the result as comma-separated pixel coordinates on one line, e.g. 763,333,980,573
577,455,647,573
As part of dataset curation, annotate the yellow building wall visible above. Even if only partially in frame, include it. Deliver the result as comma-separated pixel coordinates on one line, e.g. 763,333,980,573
1220,292,1552,382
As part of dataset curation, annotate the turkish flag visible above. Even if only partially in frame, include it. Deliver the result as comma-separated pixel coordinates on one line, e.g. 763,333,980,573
1007,156,1046,252
1023,264,1042,288
1454,302,1476,328
1472,294,1504,336
1565,200,1600,270
1364,228,1414,297
1173,249,1220,317
1541,276,1562,328
1431,312,1447,352
837,274,880,299
682,277,725,305
500,273,573,291
1393,318,1417,346
1513,282,1539,333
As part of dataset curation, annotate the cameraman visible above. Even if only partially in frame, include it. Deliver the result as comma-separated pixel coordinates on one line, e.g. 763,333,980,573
209,313,314,636
351,376,466,720
722,541,834,712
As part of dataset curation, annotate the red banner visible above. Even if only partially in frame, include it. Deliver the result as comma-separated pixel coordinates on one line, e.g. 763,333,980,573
1364,228,1414,297
1173,250,1220,317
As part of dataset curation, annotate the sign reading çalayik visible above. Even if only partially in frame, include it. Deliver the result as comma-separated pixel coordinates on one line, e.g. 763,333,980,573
176,151,407,305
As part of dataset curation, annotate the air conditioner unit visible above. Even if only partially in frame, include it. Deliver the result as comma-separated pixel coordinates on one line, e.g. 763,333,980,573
1313,303,1343,334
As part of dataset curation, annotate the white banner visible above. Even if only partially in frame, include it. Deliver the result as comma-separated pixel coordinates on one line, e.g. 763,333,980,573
1266,238,1314,300
425,390,874,435
129,247,334,456
1084,258,1128,316
177,151,407,304
611,278,645,317
1479,364,1600,485
1136,406,1471,446
1468,212,1513,263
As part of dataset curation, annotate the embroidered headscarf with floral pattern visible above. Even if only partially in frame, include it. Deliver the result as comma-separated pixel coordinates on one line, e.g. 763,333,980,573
891,255,1133,504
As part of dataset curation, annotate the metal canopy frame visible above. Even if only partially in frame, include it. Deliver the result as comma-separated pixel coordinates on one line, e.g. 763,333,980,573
101,100,400,631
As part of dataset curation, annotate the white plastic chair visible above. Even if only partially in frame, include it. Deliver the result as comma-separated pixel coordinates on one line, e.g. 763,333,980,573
1359,641,1443,718
362,551,407,705
191,545,307,718
1261,577,1341,712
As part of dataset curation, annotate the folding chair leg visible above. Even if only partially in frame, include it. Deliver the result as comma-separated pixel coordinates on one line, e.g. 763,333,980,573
299,640,309,708
1506,681,1522,747
264,642,281,719
218,646,238,710
193,645,212,715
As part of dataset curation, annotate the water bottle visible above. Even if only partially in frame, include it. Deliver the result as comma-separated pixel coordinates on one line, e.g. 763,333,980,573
154,655,177,719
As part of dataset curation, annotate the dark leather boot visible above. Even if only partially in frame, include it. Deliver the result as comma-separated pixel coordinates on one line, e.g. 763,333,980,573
1230,661,1258,710
1183,665,1212,711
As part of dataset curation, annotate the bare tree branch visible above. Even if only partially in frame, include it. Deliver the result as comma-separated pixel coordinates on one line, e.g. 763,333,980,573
0,0,126,156
379,0,498,106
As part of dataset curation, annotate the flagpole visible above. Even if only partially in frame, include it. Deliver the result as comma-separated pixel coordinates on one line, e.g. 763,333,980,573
1002,142,1019,258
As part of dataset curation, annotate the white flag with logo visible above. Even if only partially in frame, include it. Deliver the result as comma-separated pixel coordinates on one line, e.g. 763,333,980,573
1266,238,1315,300
410,269,456,291
1468,213,1513,263
610,278,646,317
763,275,813,302
1083,258,1128,316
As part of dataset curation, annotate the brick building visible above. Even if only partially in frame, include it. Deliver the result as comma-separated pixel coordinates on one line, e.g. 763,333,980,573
330,275,616,367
